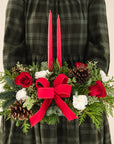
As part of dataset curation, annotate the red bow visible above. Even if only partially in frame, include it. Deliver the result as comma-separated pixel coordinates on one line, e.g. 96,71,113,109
30,74,78,127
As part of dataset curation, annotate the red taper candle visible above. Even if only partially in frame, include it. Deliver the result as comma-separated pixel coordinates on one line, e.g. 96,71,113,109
57,15,62,68
48,10,53,71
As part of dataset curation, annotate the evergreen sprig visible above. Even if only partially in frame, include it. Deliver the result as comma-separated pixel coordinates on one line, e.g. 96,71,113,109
100,95,114,117
79,111,87,125
28,62,39,79
2,97,16,110
72,83,89,96
41,114,60,125
4,75,20,90
23,97,36,110
16,119,22,127
0,90,16,100
0,110,10,116
85,102,105,130
21,119,31,134
88,61,102,82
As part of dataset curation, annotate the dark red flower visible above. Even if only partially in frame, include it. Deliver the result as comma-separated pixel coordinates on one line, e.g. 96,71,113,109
75,62,88,68
88,80,107,98
15,72,33,88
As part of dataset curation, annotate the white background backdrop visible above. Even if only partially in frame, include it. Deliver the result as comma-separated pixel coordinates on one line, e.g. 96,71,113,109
0,0,114,143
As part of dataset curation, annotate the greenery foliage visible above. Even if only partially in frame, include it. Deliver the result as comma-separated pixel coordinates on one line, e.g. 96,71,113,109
0,61,114,134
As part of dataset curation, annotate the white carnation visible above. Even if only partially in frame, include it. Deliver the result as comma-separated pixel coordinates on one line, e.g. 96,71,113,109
35,70,50,79
100,70,109,82
16,88,28,102
73,95,88,110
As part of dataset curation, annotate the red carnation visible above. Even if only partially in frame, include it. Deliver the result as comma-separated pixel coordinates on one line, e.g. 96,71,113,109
88,80,107,98
75,62,88,68
15,72,33,88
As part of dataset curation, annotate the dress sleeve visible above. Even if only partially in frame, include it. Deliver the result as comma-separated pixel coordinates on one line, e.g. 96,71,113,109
3,0,26,70
84,0,110,74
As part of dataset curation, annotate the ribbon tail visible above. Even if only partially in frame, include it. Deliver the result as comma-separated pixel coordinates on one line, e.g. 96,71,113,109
54,95,78,121
30,99,52,128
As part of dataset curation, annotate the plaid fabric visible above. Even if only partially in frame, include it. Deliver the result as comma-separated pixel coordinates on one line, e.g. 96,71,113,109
1,0,111,144
3,0,110,73
0,114,111,144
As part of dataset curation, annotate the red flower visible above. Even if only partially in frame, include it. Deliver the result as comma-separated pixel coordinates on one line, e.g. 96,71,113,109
75,62,88,68
15,72,33,88
88,80,107,98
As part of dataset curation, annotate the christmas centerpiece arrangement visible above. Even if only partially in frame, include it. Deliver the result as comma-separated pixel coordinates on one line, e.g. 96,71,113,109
0,11,114,134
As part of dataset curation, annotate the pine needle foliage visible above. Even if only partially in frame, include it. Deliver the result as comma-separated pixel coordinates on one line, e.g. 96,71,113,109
4,75,20,90
0,90,16,100
2,97,16,110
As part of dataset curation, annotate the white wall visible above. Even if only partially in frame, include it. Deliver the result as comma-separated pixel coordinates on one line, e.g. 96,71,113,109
0,0,6,72
0,0,114,143
105,0,114,142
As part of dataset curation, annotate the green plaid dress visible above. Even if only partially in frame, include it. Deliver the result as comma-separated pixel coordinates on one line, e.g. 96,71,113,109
1,0,111,143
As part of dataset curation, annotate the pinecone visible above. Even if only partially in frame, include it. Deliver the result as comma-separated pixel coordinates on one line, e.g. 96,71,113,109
9,100,32,121
71,66,90,84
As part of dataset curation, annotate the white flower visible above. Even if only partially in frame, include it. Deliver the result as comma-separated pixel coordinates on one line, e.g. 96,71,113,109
35,70,50,79
73,95,88,110
100,70,109,82
16,88,28,102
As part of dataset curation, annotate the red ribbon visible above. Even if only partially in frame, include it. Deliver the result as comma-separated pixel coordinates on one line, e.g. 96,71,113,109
30,74,78,127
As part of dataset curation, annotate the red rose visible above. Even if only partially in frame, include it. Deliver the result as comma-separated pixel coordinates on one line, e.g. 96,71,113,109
75,62,88,68
88,80,107,98
15,72,33,88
